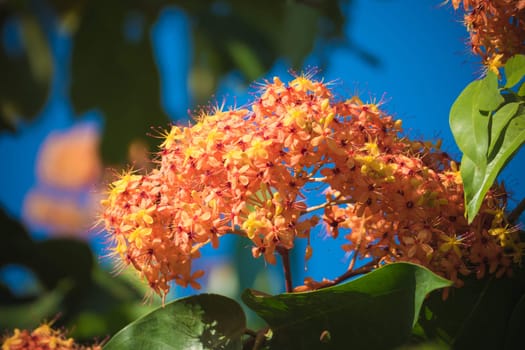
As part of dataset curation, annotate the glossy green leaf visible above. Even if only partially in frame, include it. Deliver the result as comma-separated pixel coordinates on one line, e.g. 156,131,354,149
449,72,502,166
489,108,525,170
104,294,246,350
418,269,525,349
462,111,525,221
488,102,521,155
504,54,525,88
477,72,503,111
242,263,451,350
459,154,482,222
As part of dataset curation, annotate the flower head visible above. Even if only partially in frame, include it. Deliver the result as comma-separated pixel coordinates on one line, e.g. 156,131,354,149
449,0,525,71
2,322,102,350
101,74,522,297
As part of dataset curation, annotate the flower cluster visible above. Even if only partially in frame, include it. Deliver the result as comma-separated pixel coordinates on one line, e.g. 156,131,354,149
450,0,525,73
2,323,101,350
100,74,523,298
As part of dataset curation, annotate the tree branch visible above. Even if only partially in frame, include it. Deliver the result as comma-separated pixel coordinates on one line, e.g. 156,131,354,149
316,260,380,290
243,327,269,350
303,197,355,214
276,246,293,293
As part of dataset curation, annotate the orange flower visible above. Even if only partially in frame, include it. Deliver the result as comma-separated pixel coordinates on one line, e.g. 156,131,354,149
2,322,101,350
449,0,525,70
37,124,102,190
101,74,520,298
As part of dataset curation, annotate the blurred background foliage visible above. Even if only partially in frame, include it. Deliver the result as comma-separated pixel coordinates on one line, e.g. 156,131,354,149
0,0,361,341
1,0,353,163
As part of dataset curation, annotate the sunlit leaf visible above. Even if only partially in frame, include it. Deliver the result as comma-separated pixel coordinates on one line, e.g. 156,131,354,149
504,54,525,89
518,82,525,97
104,294,246,350
477,72,503,111
488,102,521,155
462,110,525,221
449,72,502,166
242,263,451,350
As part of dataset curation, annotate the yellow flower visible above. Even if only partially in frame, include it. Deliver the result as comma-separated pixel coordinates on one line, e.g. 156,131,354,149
487,54,504,76
160,125,184,149
439,234,464,257
242,212,270,239
128,226,152,249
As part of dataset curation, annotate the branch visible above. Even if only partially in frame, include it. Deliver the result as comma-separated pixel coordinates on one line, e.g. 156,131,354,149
309,177,327,182
316,260,380,290
243,327,269,350
508,197,525,224
303,197,355,214
276,246,293,293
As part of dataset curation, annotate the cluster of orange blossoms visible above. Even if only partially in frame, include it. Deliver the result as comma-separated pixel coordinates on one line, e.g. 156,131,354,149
100,75,523,298
450,0,525,72
2,323,101,350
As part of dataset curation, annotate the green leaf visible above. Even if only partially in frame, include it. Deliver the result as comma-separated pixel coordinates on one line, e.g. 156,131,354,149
504,54,525,89
518,82,525,97
478,72,503,111
462,111,525,221
488,102,521,155
459,154,482,222
418,270,525,349
449,73,503,166
242,263,451,350
104,294,246,350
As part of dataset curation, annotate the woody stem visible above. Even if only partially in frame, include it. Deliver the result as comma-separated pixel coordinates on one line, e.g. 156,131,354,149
317,259,379,290
276,246,293,293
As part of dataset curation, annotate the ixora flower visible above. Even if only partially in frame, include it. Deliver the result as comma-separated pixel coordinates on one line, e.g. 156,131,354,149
1,322,101,350
449,0,525,73
100,75,523,300
23,123,103,238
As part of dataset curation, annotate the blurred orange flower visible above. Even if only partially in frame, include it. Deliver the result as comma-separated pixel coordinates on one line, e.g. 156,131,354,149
23,123,103,237
23,189,100,236
37,123,102,190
